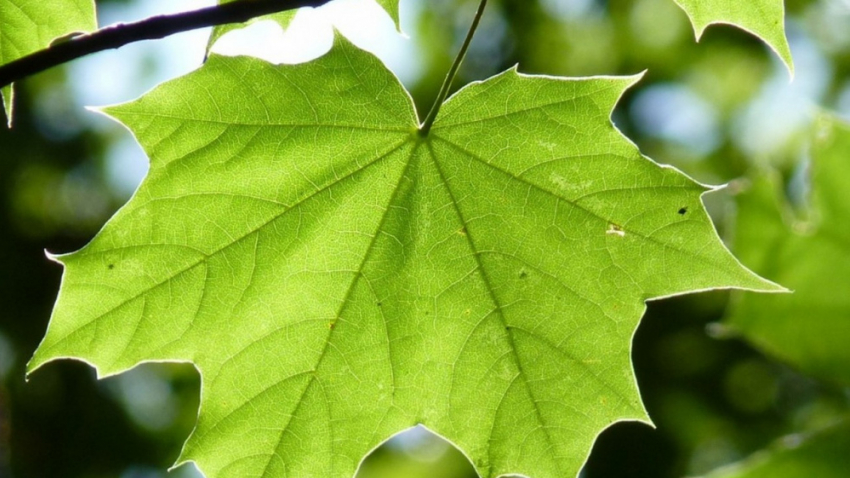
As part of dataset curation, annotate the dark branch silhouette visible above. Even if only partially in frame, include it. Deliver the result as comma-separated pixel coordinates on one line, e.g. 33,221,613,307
0,0,333,89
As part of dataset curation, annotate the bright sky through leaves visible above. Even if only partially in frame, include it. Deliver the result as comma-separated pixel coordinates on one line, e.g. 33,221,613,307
207,0,400,53
28,36,779,478
0,0,795,125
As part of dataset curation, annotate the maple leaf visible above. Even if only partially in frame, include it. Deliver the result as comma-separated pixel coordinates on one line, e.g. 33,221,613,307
28,37,779,478
0,0,96,125
725,115,850,386
672,0,793,73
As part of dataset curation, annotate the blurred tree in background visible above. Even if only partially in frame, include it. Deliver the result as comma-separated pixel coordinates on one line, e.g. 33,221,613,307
1,0,848,477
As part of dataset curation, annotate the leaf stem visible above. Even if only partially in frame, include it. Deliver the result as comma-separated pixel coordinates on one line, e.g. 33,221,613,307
0,0,331,90
418,0,488,136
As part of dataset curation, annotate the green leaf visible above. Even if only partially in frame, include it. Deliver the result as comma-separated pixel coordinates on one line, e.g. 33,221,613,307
206,0,401,53
29,37,778,478
374,0,399,27
700,419,850,478
0,0,96,126
672,0,793,74
725,115,850,386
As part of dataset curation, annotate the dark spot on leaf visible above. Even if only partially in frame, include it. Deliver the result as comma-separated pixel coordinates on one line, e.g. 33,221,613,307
519,270,528,279
108,264,114,270
376,301,382,307
678,207,688,215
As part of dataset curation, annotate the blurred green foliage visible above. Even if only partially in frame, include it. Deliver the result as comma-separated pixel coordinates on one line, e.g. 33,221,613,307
701,419,850,478
1,0,849,477
726,116,850,387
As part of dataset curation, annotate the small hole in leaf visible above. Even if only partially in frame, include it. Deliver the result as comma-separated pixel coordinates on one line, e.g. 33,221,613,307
678,207,688,215
606,224,625,237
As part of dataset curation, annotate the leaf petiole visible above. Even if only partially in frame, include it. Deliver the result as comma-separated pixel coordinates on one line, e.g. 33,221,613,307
418,0,488,136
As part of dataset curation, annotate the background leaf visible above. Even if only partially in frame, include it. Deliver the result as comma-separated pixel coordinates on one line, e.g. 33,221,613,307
699,418,850,478
0,0,96,125
725,115,850,386
672,0,793,74
28,36,778,478
374,0,399,27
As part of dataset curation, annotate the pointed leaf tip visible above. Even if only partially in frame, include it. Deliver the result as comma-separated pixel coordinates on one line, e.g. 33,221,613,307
375,0,402,31
672,0,793,76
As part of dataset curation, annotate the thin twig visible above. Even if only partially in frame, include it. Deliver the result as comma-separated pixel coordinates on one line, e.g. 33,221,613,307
0,0,331,89
418,0,488,136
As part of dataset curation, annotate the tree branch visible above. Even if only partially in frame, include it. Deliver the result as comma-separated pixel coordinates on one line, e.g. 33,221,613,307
0,0,332,89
